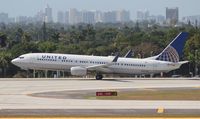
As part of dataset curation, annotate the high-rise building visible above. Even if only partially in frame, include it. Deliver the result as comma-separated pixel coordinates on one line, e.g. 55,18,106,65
34,10,45,22
137,10,149,21
15,16,28,23
182,15,200,26
0,13,8,24
81,11,95,24
94,11,103,23
166,7,179,25
102,11,117,23
57,11,64,24
69,8,78,25
116,10,130,22
8,17,15,23
52,9,132,24
64,11,69,24
155,15,165,24
44,4,53,23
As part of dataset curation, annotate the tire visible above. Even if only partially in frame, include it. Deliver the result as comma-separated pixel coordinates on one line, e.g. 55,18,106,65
96,74,103,80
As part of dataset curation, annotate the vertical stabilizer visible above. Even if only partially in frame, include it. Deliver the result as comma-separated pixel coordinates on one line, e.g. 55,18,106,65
155,32,189,62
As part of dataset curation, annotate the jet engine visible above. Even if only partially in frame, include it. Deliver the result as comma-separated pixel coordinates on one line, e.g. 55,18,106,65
71,66,87,76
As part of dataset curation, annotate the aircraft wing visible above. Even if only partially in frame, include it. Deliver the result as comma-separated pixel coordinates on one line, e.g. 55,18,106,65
86,53,119,71
86,64,109,70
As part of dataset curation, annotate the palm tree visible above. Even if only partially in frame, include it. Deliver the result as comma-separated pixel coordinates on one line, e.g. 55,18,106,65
0,51,12,77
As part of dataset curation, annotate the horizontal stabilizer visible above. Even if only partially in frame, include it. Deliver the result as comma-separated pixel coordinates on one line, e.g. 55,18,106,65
178,61,189,64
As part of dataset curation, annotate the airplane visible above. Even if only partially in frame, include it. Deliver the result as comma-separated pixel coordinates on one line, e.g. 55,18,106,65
11,32,189,80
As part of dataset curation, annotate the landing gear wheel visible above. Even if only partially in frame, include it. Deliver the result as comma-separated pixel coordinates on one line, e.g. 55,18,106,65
96,74,103,80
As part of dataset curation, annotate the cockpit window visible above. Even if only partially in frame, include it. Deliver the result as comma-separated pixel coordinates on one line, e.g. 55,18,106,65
19,57,24,59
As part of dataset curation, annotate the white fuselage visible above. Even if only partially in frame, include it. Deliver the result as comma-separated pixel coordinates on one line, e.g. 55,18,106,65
12,53,182,75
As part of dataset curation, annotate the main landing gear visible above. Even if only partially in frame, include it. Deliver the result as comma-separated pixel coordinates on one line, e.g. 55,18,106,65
95,74,103,80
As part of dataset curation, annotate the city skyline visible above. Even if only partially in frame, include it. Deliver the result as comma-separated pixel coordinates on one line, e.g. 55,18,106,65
0,0,199,19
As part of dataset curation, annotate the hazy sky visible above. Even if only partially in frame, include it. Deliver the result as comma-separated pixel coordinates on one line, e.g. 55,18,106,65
0,0,199,19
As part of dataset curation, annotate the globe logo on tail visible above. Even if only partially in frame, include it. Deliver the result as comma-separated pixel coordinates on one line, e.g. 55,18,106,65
156,46,179,62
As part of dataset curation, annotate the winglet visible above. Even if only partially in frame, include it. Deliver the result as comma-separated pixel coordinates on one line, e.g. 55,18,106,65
112,53,119,62
124,50,133,58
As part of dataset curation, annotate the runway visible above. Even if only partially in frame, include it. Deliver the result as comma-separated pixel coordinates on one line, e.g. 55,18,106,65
0,78,200,116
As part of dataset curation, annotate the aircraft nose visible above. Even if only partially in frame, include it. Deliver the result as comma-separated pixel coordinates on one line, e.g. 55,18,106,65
11,58,18,65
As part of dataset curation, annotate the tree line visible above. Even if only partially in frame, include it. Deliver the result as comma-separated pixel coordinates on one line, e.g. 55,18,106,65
0,21,199,77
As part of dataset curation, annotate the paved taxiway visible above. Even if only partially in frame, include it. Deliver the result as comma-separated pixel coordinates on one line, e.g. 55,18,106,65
0,78,200,116
0,78,200,110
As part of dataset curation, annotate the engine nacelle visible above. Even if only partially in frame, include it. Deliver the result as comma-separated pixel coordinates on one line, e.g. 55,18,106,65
71,66,87,76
